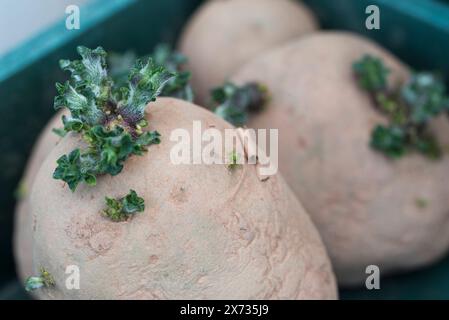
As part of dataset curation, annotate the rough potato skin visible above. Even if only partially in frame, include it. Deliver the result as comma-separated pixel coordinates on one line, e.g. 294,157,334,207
179,0,318,106
14,111,64,283
231,32,449,286
30,98,337,299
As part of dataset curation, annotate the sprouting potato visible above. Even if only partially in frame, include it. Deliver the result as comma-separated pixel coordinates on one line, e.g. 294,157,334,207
231,32,449,286
179,0,318,106
30,97,337,299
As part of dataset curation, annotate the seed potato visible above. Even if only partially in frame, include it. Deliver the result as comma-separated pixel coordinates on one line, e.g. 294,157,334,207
31,98,337,299
231,32,449,286
179,0,318,105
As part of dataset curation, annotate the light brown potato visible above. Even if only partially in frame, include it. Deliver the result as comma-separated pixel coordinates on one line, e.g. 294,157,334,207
30,97,336,299
231,32,449,286
179,0,318,106
14,111,64,283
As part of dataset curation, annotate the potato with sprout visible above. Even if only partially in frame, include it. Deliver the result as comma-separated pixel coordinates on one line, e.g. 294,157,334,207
231,32,449,286
14,45,193,286
29,46,337,299
179,0,318,105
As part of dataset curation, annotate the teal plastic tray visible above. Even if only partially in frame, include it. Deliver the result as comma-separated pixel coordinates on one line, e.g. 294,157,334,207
1,0,449,299
303,0,449,83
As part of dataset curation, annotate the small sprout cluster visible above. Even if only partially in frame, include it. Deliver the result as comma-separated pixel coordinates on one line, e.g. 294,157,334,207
25,268,55,292
151,44,194,102
52,127,67,138
14,180,27,200
212,82,268,127
415,197,429,209
227,150,241,171
53,46,174,191
353,55,449,159
108,44,194,102
102,189,145,222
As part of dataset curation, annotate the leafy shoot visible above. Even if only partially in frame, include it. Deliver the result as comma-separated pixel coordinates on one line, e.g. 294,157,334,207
102,189,145,222
212,82,268,126
53,46,173,191
25,268,55,292
353,55,449,159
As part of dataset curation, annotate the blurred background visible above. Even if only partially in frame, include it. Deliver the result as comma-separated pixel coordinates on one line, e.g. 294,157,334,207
0,0,89,55
0,0,448,299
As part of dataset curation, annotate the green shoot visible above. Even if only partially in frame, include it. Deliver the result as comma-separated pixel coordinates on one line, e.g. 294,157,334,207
53,46,173,191
25,268,55,292
102,189,145,222
353,55,449,159
212,82,268,126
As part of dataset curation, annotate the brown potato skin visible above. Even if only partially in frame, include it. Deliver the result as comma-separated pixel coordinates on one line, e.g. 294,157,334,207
30,98,336,299
231,32,449,286
179,0,318,106
14,111,64,283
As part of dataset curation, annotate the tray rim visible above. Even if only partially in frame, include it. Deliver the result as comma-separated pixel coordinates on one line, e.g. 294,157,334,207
0,0,136,82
